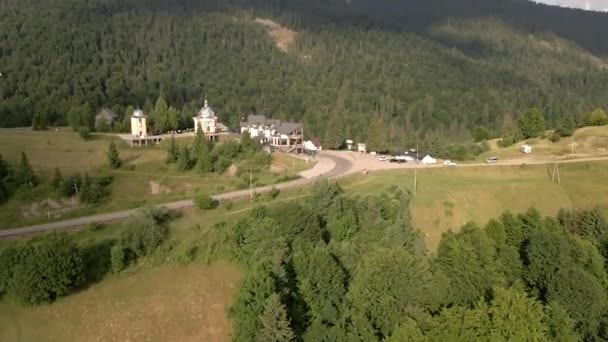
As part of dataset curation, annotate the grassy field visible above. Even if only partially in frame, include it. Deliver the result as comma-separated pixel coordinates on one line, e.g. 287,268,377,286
0,262,242,342
478,126,608,161
342,160,608,249
0,129,311,229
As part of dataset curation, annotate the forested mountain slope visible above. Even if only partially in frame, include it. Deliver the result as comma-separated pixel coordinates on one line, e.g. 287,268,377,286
1,0,607,150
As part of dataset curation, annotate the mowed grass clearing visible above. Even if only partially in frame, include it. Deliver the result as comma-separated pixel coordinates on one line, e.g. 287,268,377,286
478,125,608,161
0,129,311,229
0,262,242,342
343,161,608,250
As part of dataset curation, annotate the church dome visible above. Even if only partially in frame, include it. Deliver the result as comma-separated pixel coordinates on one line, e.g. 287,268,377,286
197,100,216,119
132,109,146,117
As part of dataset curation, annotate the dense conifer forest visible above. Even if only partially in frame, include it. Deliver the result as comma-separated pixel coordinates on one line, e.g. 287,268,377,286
1,0,608,150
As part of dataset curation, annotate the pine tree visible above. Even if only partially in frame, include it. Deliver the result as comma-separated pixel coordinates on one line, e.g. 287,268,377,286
257,293,295,342
151,95,169,133
366,117,388,152
107,140,121,169
165,136,179,164
51,168,63,189
177,145,192,171
323,112,345,150
518,108,546,139
195,140,213,173
16,152,38,187
0,154,9,180
0,179,7,205
193,128,205,157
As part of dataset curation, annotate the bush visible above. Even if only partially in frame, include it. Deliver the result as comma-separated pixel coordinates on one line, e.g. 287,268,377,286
194,193,216,210
78,127,91,140
269,187,280,200
1,233,84,305
110,244,126,274
549,131,561,143
119,207,170,258
585,109,608,126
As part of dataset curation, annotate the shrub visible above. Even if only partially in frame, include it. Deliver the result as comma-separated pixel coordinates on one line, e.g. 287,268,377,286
549,131,561,143
585,109,608,126
78,127,91,140
194,193,216,210
2,233,84,305
119,207,170,258
269,187,280,200
110,244,126,274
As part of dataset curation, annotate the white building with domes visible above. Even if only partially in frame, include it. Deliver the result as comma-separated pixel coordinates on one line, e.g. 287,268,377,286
130,109,148,137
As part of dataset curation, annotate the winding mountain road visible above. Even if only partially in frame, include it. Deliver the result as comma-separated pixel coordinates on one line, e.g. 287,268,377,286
2,151,607,239
0,153,354,239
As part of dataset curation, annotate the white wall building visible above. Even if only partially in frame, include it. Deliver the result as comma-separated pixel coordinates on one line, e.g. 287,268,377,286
130,109,148,137
241,114,304,151
193,99,218,134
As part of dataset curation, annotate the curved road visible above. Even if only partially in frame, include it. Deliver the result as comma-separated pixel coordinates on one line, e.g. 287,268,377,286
0,153,354,239
2,152,607,239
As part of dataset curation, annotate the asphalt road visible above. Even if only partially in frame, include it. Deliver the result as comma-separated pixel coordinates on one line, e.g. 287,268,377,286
2,152,607,239
0,152,354,239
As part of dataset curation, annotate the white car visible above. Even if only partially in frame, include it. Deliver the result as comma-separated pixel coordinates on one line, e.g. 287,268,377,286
378,155,389,161
443,160,457,167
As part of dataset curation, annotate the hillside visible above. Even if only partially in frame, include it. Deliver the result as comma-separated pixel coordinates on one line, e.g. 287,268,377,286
1,0,608,151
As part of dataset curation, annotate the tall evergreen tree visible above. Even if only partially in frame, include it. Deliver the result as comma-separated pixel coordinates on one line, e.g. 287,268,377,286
16,152,38,187
177,145,192,171
366,117,388,152
165,136,179,164
323,112,345,150
257,293,296,342
107,140,121,169
195,140,213,173
51,168,63,189
518,108,546,139
151,95,169,134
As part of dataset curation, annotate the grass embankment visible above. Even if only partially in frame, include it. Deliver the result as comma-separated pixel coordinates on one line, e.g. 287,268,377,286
0,262,241,342
342,160,608,249
479,125,608,161
0,186,313,341
0,129,311,229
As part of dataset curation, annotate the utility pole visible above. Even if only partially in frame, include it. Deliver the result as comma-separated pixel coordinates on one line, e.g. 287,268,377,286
249,168,253,202
414,143,419,195
571,137,575,157
292,160,295,175
414,168,418,195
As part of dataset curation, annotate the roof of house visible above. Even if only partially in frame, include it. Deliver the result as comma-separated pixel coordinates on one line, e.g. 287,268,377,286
276,122,303,135
246,114,267,125
217,122,229,131
311,136,322,148
241,114,303,135
96,108,117,121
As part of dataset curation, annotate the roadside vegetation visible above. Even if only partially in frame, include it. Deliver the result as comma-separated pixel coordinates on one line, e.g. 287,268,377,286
3,181,608,340
0,129,310,229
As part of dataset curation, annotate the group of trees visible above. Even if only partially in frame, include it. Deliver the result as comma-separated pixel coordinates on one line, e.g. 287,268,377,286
0,153,39,205
2,0,608,151
166,133,270,181
189,181,608,341
0,207,171,304
0,149,117,207
51,169,113,205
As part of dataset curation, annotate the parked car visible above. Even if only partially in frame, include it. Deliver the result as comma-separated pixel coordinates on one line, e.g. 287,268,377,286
390,156,406,163
486,157,499,164
443,160,457,167
378,155,389,161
